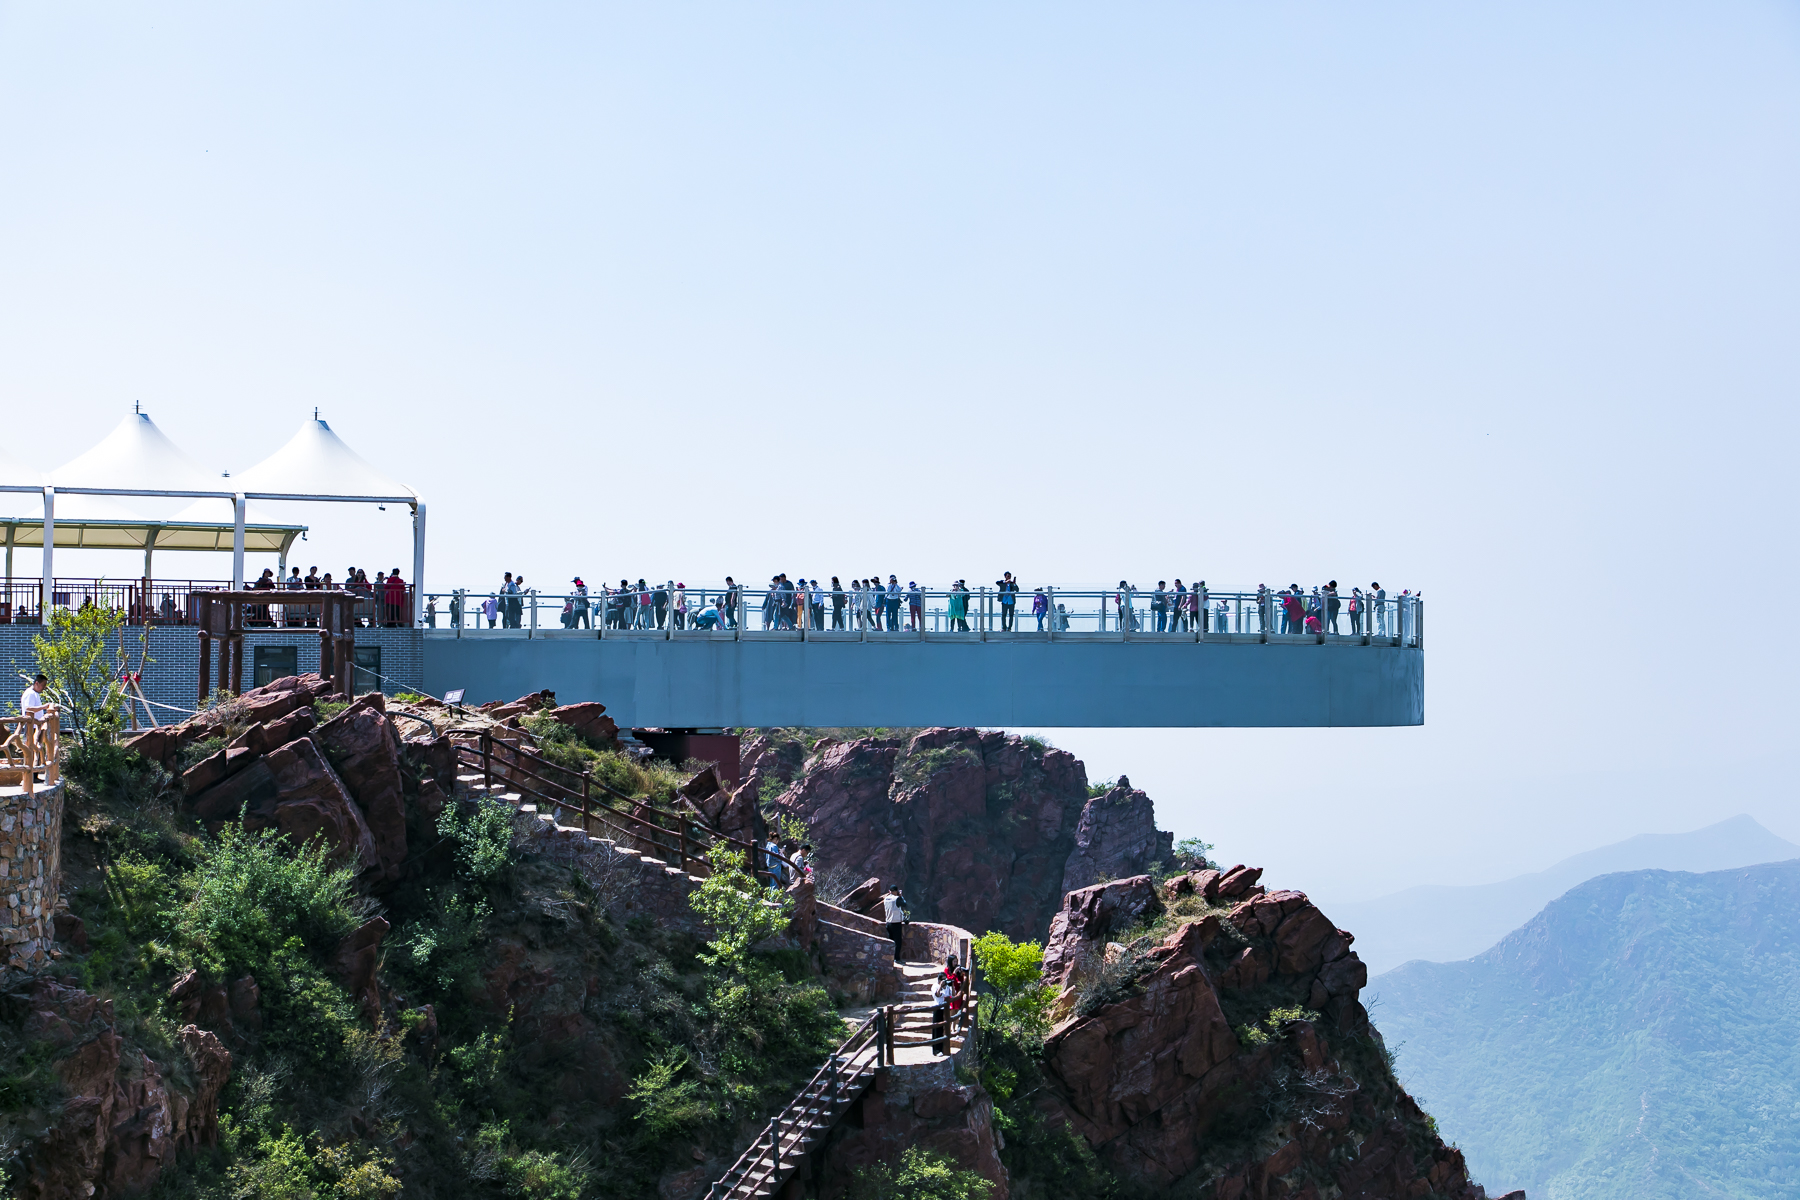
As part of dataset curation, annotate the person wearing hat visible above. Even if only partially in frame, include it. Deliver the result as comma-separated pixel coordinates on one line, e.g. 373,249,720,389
907,581,923,631
565,578,588,629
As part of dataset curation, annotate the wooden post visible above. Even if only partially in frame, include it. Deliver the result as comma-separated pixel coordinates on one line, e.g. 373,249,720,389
481,732,493,793
194,594,212,707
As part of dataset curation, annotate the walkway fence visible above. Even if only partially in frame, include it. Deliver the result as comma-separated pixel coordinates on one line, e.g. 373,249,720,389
0,578,414,630
427,586,1423,647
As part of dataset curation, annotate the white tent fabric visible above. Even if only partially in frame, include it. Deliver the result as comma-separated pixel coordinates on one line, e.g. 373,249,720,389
50,412,225,515
235,418,416,501
0,444,44,491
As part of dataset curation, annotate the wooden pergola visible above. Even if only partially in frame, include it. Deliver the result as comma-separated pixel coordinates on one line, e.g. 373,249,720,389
192,591,358,702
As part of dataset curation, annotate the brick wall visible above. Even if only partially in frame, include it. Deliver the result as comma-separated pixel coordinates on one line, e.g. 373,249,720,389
0,626,424,722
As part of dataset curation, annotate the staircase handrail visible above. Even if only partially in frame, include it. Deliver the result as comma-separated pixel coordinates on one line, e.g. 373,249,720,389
705,1009,886,1200
455,732,799,881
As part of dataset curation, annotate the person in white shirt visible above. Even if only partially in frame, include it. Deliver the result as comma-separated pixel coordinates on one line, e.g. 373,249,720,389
20,674,54,758
880,884,909,962
20,675,51,724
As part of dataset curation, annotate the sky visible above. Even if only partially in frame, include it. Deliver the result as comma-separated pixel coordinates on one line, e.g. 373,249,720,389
3,2,1797,907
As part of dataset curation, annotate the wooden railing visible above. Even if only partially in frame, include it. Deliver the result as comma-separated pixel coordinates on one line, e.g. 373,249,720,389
0,712,60,794
454,731,797,884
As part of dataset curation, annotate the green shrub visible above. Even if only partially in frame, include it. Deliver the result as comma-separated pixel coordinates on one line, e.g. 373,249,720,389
626,1052,714,1139
970,932,1054,1042
689,846,791,976
171,824,366,979
437,797,515,885
849,1146,995,1200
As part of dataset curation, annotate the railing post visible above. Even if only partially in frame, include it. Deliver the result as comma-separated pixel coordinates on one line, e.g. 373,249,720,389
481,731,493,793
1046,585,1055,641
528,589,538,637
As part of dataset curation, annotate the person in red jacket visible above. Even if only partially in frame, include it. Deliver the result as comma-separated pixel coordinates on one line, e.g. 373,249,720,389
932,954,967,1056
384,569,408,627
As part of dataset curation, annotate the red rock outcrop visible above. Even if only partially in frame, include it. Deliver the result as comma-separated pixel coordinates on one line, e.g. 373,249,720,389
123,674,335,773
313,701,410,883
1037,877,1489,1199
765,729,1173,939
1058,775,1172,895
1041,874,1163,988
5,979,230,1199
549,701,618,745
814,1078,1009,1200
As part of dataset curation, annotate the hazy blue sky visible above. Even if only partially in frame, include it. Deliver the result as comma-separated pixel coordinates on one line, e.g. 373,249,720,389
4,3,1796,905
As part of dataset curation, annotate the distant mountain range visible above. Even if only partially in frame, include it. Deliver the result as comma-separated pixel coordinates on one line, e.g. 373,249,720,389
1369,859,1800,1200
1333,814,1800,974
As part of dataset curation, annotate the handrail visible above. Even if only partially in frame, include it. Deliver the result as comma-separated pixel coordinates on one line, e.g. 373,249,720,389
0,712,61,794
706,1010,885,1200
454,733,800,882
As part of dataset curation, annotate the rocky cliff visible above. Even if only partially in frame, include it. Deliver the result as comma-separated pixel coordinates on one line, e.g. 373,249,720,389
1026,869,1519,1200
756,728,1172,940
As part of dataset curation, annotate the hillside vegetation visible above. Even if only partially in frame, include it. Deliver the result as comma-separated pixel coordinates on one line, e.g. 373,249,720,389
1372,860,1800,1199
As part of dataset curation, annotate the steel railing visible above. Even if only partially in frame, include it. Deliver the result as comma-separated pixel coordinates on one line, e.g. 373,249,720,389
424,585,1423,648
0,578,416,630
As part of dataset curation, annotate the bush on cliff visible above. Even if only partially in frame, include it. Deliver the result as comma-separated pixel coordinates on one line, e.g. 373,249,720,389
849,1146,996,1200
620,846,840,1158
968,932,1114,1199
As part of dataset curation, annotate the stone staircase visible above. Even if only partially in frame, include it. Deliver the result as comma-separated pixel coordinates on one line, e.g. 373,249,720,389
456,765,979,1199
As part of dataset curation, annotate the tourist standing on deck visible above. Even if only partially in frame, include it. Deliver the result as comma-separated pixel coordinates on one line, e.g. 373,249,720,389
831,578,846,629
997,572,1019,631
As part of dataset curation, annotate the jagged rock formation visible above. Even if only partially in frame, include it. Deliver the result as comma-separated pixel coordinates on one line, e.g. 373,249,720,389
5,978,231,1198
1037,869,1507,1199
760,728,1173,939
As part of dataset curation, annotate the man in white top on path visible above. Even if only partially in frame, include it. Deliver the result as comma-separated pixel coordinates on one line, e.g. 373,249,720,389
20,675,51,723
20,674,53,758
881,883,909,963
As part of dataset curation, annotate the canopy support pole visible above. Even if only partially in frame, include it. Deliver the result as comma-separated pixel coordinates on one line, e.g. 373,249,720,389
231,493,246,590
143,526,158,581
5,522,13,603
40,488,53,620
412,501,426,628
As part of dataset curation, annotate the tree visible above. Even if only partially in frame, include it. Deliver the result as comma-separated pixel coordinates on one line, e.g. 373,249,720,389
688,845,791,978
970,931,1054,1039
31,601,136,745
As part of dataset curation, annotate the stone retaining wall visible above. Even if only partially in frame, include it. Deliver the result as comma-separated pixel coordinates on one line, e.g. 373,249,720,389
0,783,63,970
816,918,903,1005
904,920,974,971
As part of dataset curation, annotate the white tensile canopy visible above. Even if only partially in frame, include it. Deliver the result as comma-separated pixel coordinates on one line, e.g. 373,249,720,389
0,410,423,621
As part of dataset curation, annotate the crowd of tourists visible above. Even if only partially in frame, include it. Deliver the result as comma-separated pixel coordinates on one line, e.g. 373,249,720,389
241,565,412,628
447,573,1417,636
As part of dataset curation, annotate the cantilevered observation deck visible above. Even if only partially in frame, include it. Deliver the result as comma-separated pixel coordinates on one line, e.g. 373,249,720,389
420,587,1422,729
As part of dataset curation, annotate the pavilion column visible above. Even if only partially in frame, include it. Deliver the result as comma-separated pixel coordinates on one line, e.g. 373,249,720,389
5,522,13,602
231,493,246,590
40,488,53,619
411,501,426,627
